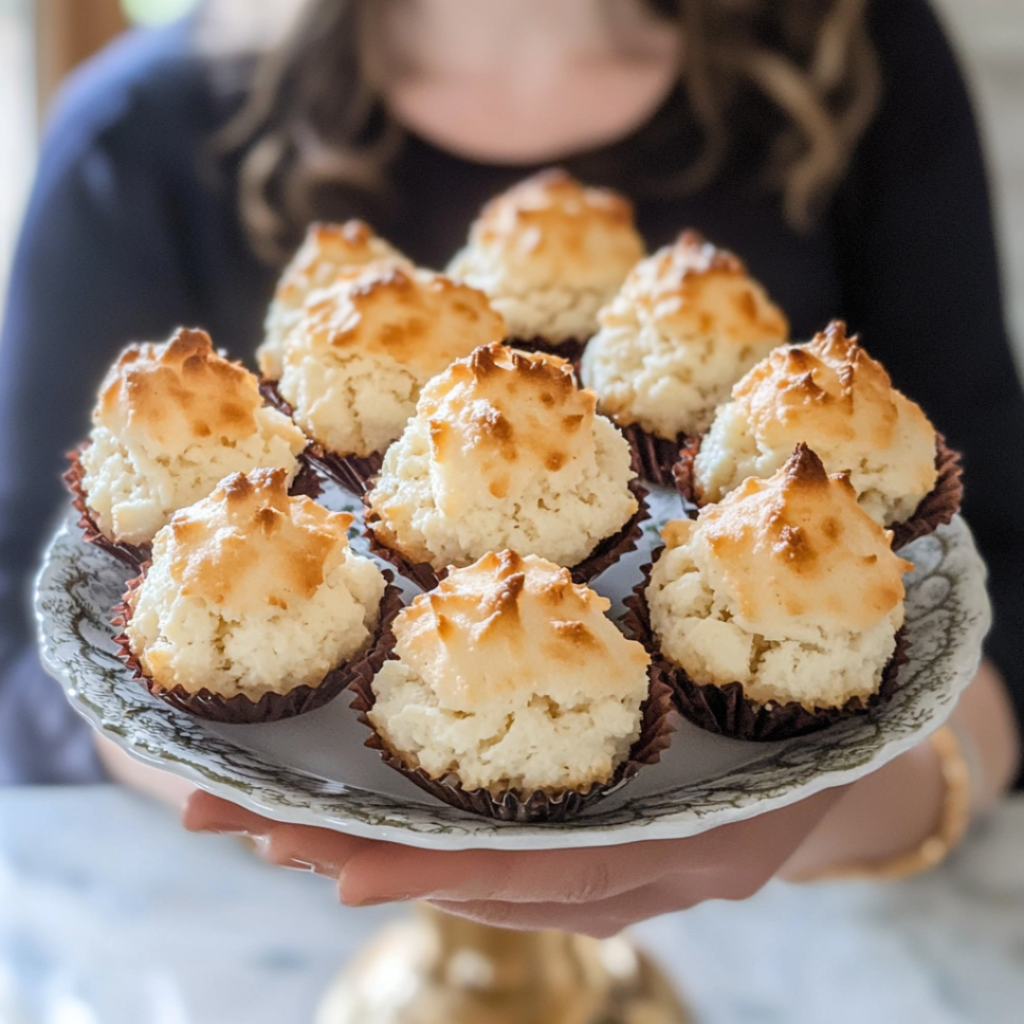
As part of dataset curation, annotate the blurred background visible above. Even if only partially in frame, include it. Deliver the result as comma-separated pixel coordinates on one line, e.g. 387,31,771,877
1,0,1023,367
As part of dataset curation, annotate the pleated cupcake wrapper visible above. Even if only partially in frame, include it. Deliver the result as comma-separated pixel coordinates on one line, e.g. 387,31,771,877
669,434,703,517
260,379,383,495
347,654,676,823
362,477,650,591
623,554,910,741
888,435,963,550
64,448,152,571
112,569,406,724
620,423,695,489
287,457,324,499
672,433,963,546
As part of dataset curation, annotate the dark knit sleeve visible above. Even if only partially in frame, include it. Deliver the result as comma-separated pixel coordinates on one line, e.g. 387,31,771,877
831,0,1024,781
0,29,207,782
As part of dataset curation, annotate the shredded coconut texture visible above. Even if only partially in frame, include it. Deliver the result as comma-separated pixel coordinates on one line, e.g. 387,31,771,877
83,415,305,546
447,168,643,343
648,447,909,711
126,470,386,698
648,536,901,710
368,552,649,794
449,278,612,345
365,346,638,571
582,319,780,438
81,329,305,545
258,220,410,379
278,267,506,457
581,231,788,437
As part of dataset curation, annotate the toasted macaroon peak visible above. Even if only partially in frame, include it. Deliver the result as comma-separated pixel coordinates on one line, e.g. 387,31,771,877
369,551,650,793
395,551,648,710
694,321,939,524
97,328,265,448
447,169,644,342
278,269,506,458
275,221,408,306
673,444,911,635
418,344,597,497
82,330,305,546
259,219,410,378
163,467,354,611
734,320,911,449
649,444,911,710
366,343,637,571
127,467,385,699
296,265,506,376
457,168,642,287
582,231,789,438
609,230,788,342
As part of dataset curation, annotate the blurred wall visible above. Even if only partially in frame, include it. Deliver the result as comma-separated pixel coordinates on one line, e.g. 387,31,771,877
36,0,126,113
934,0,1024,371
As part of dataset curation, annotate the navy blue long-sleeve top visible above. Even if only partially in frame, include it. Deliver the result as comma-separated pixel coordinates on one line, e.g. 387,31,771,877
2,0,1022,785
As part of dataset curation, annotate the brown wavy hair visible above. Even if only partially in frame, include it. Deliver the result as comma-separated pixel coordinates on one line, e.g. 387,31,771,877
215,0,881,263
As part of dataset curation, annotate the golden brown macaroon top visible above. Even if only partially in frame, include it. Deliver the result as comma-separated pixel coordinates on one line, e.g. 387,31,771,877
274,220,408,306
664,444,912,633
606,230,789,342
295,265,507,375
96,328,265,449
417,344,597,499
157,467,354,613
393,550,649,709
733,320,934,451
458,168,645,289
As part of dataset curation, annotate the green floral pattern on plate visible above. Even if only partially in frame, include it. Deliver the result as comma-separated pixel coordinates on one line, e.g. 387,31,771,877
35,486,990,851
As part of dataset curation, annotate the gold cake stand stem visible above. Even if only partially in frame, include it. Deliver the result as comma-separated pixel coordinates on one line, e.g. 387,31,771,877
315,903,692,1024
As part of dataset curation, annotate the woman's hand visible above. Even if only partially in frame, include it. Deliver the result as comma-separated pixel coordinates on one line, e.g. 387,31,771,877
183,787,842,938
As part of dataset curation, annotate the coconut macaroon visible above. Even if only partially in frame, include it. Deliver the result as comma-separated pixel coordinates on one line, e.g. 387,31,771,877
277,264,507,460
447,169,645,352
124,468,387,718
647,445,912,725
78,328,306,547
258,220,411,380
691,321,939,527
365,343,640,581
367,551,651,798
581,231,789,443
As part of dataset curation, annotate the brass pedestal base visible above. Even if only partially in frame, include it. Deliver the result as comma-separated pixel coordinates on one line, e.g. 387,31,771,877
316,904,691,1024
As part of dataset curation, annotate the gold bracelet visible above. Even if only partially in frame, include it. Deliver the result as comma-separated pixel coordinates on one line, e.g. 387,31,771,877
801,723,972,882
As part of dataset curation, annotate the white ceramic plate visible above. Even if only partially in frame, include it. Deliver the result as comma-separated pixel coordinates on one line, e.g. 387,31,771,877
36,484,990,850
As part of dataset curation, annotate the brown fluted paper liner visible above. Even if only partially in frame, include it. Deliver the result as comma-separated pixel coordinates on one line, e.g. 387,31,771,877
670,434,704,514
113,570,405,724
889,434,963,550
347,658,676,823
363,477,650,591
673,433,963,544
623,554,909,741
261,380,383,495
65,448,151,571
287,456,324,499
621,423,694,488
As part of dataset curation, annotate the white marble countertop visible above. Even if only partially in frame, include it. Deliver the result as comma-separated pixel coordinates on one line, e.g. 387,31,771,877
1,786,1023,1023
